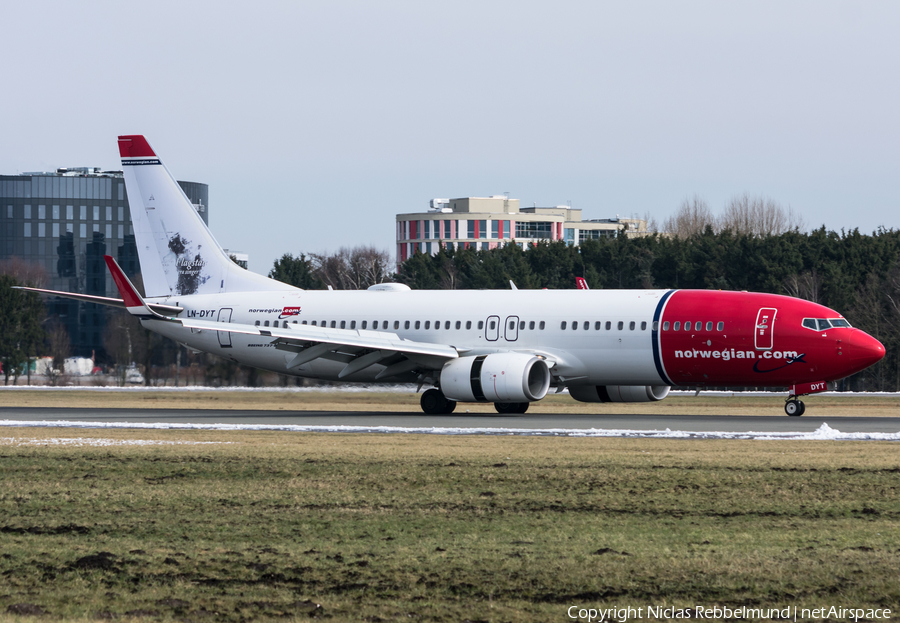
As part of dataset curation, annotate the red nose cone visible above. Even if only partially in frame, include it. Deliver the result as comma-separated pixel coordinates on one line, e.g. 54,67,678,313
849,330,885,370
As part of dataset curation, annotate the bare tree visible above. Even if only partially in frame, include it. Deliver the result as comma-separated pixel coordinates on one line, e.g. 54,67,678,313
719,194,804,236
783,270,822,303
662,195,715,239
311,246,393,290
0,257,48,288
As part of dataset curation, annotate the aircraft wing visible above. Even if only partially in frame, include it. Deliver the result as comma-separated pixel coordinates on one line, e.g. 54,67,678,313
179,317,460,378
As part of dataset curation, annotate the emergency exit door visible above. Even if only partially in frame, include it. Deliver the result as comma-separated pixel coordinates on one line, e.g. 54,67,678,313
217,308,233,348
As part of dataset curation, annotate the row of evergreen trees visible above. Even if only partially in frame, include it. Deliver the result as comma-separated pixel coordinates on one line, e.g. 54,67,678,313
395,227,900,391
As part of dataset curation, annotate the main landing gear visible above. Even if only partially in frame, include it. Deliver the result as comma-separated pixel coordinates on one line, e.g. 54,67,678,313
784,398,806,416
420,388,457,415
494,402,529,414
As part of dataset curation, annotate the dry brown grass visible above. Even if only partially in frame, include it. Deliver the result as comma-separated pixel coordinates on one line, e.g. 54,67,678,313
1,388,899,416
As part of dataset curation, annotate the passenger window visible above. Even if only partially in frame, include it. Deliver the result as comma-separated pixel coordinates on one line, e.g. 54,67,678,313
263,320,269,327
629,321,635,330
519,321,525,330
663,321,669,331
372,321,378,329
292,320,297,324
605,321,611,330
351,320,356,329
705,321,712,331
415,321,421,329
561,321,567,330
641,321,647,330
361,320,366,329
539,321,545,330
617,321,624,330
456,321,461,329
529,321,535,330
594,321,601,330
404,320,410,329
478,321,483,329
301,320,307,325
394,321,400,329
445,321,451,330
489,320,496,330
572,321,578,330
322,320,327,327
509,321,515,330
684,322,691,331
583,321,589,330
466,321,472,329
283,321,289,328
425,321,431,329
254,320,260,326
311,320,317,326
717,321,724,331
674,321,680,331
817,319,831,330
340,320,346,329
330,321,336,328
435,321,440,330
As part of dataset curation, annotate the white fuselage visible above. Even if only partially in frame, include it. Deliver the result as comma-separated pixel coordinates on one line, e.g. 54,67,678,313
146,288,667,385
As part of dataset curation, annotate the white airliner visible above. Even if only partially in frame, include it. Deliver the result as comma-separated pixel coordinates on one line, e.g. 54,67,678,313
18,136,885,416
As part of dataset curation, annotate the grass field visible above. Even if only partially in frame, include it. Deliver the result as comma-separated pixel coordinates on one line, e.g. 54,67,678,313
2,388,900,417
0,427,898,622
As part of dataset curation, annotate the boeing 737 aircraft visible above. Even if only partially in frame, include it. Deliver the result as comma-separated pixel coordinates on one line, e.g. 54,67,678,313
18,136,886,416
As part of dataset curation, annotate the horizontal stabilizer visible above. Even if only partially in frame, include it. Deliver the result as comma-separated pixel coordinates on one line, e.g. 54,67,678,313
12,285,181,315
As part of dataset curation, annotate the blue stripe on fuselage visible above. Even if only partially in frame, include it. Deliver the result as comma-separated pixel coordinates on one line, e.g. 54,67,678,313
652,290,675,386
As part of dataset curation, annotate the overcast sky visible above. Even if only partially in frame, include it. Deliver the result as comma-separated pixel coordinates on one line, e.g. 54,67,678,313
3,1,898,272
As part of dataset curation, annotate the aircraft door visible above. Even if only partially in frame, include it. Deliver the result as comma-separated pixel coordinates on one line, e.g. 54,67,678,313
485,315,500,341
754,308,777,350
504,315,519,341
217,308,233,348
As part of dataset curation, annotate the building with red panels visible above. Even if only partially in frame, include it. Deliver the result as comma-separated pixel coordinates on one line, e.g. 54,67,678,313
396,196,647,264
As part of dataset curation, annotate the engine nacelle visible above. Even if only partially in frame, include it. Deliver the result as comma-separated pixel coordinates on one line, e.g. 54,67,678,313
440,353,551,403
569,385,670,403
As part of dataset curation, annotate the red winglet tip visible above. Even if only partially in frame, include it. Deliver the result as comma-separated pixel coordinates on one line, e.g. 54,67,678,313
118,135,156,158
104,255,144,308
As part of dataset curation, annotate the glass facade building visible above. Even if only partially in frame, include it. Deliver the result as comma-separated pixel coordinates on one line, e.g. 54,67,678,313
0,168,208,358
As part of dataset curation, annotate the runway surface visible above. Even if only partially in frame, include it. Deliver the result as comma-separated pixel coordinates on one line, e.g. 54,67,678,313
2,407,900,439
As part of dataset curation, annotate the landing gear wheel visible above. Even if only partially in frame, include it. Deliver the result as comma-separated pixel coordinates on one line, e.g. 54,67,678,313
797,400,806,416
421,389,456,415
495,402,529,414
785,399,804,416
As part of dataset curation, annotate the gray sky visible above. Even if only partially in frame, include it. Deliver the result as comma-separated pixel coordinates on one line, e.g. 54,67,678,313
3,1,899,272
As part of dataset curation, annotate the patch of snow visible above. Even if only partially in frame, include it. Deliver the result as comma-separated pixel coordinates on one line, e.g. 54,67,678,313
0,436,229,447
1,420,897,441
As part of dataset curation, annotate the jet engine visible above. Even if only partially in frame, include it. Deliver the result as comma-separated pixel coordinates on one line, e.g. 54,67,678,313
440,353,551,403
568,385,670,403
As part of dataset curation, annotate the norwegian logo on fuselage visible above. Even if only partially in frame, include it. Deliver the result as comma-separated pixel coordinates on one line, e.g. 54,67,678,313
278,306,302,319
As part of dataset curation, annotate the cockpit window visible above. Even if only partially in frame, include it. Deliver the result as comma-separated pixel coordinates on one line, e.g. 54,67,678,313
803,317,845,331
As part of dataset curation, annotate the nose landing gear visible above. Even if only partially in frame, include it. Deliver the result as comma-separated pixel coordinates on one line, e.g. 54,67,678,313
784,399,806,416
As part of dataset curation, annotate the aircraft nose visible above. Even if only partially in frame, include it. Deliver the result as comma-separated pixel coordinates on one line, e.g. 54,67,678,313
848,330,885,369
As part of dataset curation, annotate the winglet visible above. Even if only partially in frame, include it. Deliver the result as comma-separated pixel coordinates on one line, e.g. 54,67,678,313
104,255,166,319
575,277,590,290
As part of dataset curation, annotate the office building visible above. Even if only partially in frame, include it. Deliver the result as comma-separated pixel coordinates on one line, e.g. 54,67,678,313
396,196,647,263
